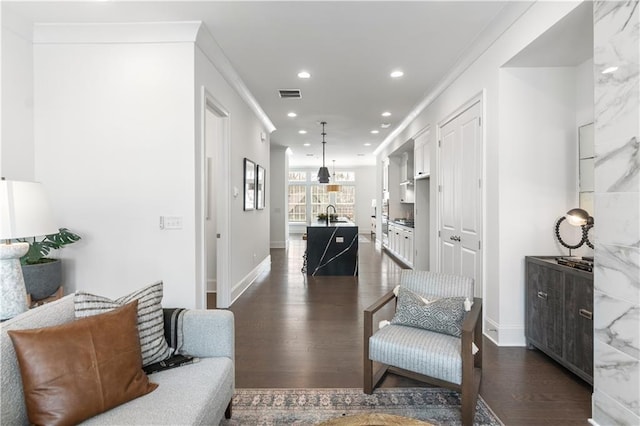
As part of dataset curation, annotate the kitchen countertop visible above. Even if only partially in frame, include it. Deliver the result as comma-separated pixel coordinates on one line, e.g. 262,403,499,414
309,219,357,227
390,219,414,228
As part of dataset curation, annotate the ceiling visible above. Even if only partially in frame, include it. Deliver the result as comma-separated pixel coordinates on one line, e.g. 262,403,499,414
3,1,590,167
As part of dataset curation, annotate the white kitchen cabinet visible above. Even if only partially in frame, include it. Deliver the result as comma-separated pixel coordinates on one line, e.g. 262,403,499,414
413,130,431,178
384,222,414,268
404,228,414,267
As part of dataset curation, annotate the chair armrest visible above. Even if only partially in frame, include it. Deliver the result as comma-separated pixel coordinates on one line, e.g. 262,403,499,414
461,298,482,376
461,297,482,336
364,290,396,316
364,290,396,339
180,309,234,359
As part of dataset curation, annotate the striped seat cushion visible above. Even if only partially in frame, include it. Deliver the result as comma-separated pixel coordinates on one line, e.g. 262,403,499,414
369,324,462,385
74,282,173,366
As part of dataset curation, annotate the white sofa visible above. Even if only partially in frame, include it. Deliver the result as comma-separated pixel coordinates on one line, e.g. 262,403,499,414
0,295,235,425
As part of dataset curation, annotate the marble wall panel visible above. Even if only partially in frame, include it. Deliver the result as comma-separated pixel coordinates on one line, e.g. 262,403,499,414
593,1,640,425
594,244,640,302
595,192,640,247
593,2,640,153
593,389,640,426
594,290,640,359
594,339,640,416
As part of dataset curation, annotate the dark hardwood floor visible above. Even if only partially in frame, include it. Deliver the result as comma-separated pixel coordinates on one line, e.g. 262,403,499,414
227,235,592,425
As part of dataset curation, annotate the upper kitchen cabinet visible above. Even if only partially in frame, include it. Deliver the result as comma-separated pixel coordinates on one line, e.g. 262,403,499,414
413,129,431,179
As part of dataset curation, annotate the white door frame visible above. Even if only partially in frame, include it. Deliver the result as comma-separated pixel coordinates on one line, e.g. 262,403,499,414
200,86,231,308
436,91,485,297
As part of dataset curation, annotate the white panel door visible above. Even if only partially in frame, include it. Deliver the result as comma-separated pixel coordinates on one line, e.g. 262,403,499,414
439,100,483,296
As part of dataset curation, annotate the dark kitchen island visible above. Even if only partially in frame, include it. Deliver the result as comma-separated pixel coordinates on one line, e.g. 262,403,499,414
306,220,358,276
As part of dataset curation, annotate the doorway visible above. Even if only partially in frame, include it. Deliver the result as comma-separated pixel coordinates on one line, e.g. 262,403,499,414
438,96,483,297
202,88,231,308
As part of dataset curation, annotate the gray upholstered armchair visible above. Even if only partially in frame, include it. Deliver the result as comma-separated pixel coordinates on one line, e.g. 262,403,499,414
364,270,483,426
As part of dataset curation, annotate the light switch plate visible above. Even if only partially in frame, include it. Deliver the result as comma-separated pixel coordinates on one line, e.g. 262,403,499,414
160,216,183,230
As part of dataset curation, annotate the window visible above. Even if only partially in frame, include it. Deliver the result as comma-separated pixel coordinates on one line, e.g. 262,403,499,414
288,184,307,222
335,185,355,219
310,185,330,220
288,171,306,182
333,171,355,182
288,170,357,224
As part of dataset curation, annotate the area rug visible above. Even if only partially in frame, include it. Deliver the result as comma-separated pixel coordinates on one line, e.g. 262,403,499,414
220,387,503,426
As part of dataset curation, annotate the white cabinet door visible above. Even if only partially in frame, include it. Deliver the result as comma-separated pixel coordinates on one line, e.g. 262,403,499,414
439,100,482,297
406,229,414,266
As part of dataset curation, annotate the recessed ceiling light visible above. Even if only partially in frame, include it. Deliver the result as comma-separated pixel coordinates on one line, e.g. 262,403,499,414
299,130,307,134
390,70,404,78
303,143,311,147
601,66,618,74
287,112,297,118
298,71,311,79
381,123,391,128
382,111,391,117
364,143,371,146
371,130,379,134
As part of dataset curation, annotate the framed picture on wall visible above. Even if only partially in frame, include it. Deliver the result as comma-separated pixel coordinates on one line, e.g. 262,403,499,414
244,158,255,211
256,165,266,210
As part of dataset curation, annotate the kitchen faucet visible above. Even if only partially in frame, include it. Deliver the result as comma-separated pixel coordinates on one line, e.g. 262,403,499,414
326,204,336,226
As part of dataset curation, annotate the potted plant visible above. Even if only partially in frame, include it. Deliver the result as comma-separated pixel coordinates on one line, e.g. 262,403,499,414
317,213,338,222
18,228,81,301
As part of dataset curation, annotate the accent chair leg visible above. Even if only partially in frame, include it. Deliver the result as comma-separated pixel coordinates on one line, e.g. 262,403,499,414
364,357,373,394
461,381,478,426
225,399,232,419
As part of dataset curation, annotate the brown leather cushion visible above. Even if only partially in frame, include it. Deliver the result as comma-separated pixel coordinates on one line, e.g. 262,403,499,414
8,301,158,426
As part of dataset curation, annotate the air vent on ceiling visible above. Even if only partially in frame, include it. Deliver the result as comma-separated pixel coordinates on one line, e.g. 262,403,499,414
278,89,302,99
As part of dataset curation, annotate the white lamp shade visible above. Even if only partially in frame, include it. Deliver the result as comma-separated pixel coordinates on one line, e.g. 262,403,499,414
0,180,58,240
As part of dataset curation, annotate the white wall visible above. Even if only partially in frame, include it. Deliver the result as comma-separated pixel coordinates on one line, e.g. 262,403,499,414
497,66,588,344
353,165,377,229
34,37,197,308
376,1,586,345
270,145,289,249
1,8,34,180
31,22,271,309
194,35,271,306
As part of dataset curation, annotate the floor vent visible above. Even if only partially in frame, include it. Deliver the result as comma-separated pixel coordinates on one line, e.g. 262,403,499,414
278,89,302,99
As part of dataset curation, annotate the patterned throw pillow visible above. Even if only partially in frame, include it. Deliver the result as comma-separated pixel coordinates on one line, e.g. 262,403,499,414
391,286,467,337
74,281,173,366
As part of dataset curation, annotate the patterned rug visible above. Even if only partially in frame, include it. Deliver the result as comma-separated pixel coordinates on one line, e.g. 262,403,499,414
220,387,503,426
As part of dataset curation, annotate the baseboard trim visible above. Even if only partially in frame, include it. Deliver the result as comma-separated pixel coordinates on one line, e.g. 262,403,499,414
270,241,287,249
484,316,526,346
230,255,271,305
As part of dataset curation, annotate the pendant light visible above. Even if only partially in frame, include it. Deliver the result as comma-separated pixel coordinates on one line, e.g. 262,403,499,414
317,121,331,184
327,160,341,192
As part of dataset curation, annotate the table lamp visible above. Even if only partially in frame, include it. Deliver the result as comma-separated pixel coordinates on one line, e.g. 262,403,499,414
554,207,595,256
0,179,58,320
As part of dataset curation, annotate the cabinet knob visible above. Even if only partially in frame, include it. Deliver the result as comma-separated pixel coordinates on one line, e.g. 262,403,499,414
579,309,593,320
537,291,548,300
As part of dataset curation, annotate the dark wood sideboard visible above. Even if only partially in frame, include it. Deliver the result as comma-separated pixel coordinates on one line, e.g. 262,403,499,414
525,256,593,385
